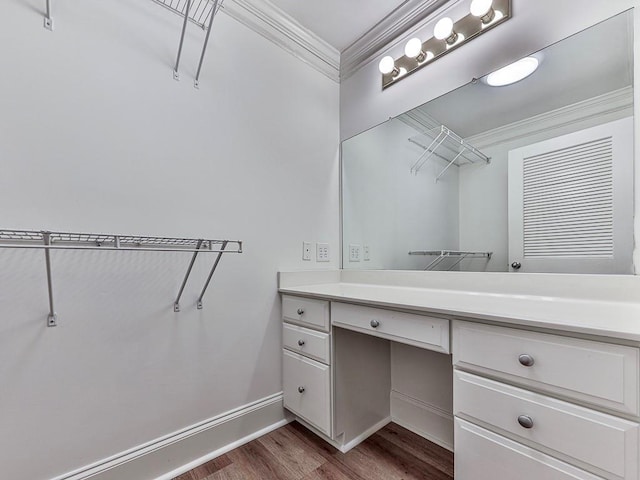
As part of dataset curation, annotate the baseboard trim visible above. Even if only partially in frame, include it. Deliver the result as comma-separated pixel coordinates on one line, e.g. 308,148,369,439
390,390,454,452
52,393,288,480
338,416,392,453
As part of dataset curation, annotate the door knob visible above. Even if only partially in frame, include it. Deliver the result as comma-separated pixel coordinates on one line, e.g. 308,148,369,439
511,262,522,270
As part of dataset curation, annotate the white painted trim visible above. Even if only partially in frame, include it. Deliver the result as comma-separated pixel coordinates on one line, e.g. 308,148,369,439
338,416,392,453
51,393,286,480
465,86,634,149
221,0,340,82
158,417,292,480
340,0,455,81
390,390,454,451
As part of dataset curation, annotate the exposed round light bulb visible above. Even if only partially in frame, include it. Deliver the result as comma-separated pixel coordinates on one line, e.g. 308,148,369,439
404,38,423,59
470,0,493,17
434,17,454,40
486,57,539,86
378,56,396,75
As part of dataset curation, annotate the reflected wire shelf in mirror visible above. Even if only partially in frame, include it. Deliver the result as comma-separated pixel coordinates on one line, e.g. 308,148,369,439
409,125,490,181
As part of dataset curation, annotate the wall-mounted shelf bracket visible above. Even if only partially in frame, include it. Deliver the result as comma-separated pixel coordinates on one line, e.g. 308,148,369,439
409,250,492,271
174,239,204,312
173,0,193,81
44,0,54,31
409,125,490,180
197,239,228,309
194,0,221,89
0,229,243,325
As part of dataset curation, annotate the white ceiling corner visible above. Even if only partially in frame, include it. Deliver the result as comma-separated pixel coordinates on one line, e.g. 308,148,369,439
221,0,341,82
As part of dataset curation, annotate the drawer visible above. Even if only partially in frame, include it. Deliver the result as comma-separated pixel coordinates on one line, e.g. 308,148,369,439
332,302,449,353
282,295,330,332
454,370,639,479
283,323,331,364
282,349,331,436
455,418,602,480
453,321,639,415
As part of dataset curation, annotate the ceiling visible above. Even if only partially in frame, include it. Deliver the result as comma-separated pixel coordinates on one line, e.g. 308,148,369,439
268,0,410,51
412,11,633,138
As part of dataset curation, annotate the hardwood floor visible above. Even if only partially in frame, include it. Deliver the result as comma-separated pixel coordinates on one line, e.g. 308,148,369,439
173,422,454,480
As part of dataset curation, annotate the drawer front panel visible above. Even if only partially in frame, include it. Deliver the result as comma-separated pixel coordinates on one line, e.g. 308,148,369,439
453,321,639,415
455,418,602,480
283,323,331,364
332,302,450,354
454,371,639,478
282,295,330,332
282,350,331,436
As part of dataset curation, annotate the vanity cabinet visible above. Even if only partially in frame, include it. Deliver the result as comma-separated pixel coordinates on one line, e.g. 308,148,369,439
453,321,640,480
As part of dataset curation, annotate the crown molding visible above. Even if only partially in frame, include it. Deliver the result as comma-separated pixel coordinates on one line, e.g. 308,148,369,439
340,0,452,81
221,0,340,82
465,86,634,149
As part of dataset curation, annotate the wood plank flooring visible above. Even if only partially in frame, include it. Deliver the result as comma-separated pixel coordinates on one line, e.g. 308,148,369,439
173,422,454,480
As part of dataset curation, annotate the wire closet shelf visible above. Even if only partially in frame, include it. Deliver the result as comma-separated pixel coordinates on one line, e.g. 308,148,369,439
409,125,490,181
151,0,223,29
0,229,243,327
409,250,493,271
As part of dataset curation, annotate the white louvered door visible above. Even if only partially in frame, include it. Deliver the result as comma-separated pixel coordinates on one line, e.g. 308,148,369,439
508,117,633,273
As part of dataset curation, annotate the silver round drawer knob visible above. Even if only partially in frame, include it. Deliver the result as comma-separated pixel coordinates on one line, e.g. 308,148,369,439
297,308,304,315
298,386,305,393
518,354,535,367
370,319,380,328
297,339,305,346
517,415,534,429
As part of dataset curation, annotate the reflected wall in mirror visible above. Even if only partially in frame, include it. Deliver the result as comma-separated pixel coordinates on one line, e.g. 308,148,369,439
342,10,634,274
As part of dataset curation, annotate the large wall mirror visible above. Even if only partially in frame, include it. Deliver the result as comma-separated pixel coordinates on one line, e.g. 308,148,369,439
342,10,634,274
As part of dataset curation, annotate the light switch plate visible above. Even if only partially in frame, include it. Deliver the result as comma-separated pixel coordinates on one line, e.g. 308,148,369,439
363,245,370,261
317,243,330,262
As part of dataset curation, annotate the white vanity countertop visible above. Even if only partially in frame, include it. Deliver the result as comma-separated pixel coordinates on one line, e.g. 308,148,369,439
278,271,640,342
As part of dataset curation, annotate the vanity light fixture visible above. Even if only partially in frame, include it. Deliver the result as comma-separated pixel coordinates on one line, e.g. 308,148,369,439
379,0,511,89
485,56,539,86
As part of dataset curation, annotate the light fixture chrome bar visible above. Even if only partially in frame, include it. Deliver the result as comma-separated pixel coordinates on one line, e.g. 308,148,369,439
44,0,53,30
173,0,193,81
43,232,57,327
381,0,511,89
194,0,220,88
174,239,204,312
196,239,227,309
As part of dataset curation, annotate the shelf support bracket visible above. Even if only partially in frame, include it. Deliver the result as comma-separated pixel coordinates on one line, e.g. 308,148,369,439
44,0,54,30
194,0,220,89
174,238,203,312
196,240,228,309
435,147,466,183
173,0,193,81
43,232,57,327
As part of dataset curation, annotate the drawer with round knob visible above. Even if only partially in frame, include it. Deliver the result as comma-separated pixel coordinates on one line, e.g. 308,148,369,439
283,323,330,364
452,321,639,415
282,349,331,436
331,302,449,353
282,295,330,332
454,370,639,479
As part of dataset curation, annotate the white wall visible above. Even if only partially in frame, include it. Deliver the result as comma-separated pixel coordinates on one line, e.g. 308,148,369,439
342,118,459,270
340,0,640,271
0,1,339,479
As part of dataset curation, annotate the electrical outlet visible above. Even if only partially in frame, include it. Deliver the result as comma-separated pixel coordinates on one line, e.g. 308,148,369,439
302,241,312,261
349,244,361,262
363,245,370,261
316,243,330,262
